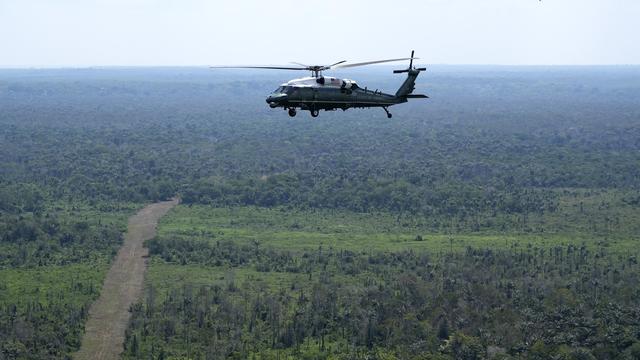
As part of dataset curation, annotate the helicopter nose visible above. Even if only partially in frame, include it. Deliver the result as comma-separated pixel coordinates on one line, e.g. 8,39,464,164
266,94,287,104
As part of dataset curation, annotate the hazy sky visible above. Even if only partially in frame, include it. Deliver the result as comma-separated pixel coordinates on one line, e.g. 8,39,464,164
1,0,638,67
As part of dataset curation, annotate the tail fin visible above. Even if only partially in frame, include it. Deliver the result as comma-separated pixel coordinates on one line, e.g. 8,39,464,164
394,50,427,98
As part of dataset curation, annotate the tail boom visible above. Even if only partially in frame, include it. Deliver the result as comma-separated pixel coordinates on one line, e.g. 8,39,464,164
393,50,427,98
395,68,426,98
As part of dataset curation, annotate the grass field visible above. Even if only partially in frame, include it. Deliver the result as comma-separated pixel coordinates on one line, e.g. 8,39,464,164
0,263,108,310
156,190,640,254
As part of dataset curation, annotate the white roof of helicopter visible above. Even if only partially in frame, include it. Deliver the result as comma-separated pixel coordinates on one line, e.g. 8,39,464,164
282,76,357,88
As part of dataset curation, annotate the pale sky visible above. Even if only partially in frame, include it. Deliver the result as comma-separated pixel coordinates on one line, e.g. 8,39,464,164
0,0,639,67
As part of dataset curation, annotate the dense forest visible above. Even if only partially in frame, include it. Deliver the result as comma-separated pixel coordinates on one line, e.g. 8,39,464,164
127,239,640,359
1,66,640,358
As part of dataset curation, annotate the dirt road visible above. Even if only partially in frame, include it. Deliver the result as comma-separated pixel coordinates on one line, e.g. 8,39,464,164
74,199,178,360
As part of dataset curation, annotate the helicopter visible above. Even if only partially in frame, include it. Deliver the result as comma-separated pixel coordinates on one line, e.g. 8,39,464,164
212,51,427,118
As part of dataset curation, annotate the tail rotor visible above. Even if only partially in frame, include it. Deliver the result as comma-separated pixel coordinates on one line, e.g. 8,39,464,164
394,50,426,74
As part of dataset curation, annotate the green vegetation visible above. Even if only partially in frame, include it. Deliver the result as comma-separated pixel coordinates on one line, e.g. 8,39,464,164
0,196,136,358
0,265,107,358
157,198,639,253
121,201,640,359
1,67,640,358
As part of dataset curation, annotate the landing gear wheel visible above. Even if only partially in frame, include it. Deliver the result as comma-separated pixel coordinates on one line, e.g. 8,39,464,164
310,109,319,118
383,107,392,119
288,108,297,117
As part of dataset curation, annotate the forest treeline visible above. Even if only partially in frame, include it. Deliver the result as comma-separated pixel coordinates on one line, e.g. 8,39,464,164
181,176,559,217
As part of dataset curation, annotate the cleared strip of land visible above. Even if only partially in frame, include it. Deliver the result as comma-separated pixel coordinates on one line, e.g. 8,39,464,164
74,199,178,360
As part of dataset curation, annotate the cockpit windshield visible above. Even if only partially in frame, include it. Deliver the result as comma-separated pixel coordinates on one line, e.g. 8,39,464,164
272,86,294,94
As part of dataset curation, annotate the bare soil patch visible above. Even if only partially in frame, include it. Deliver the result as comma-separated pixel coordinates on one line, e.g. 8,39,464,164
74,199,178,360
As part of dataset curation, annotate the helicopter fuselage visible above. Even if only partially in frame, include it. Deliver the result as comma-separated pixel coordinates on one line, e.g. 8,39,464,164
266,69,426,118
266,76,406,118
267,76,404,110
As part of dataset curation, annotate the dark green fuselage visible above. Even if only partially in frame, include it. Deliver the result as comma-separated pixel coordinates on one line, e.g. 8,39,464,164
266,68,426,117
268,86,404,111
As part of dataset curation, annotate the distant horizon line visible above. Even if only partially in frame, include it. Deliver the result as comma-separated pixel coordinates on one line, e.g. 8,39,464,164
1,63,640,70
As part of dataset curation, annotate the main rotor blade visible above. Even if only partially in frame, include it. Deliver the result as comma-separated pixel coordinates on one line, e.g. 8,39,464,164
331,57,418,69
328,60,347,67
290,61,345,69
210,65,307,71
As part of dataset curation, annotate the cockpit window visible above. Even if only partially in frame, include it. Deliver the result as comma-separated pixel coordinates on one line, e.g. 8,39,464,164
273,86,284,93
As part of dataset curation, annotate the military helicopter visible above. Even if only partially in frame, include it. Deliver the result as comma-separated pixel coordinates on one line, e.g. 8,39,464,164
212,51,427,118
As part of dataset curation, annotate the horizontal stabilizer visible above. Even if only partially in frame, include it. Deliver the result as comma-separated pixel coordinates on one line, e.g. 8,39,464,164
403,94,429,98
394,67,426,74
